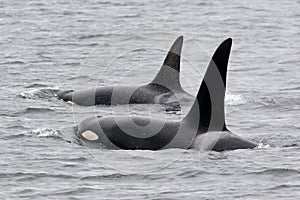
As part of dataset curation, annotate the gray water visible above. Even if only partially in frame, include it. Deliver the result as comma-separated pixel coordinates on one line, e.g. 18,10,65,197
1,0,299,199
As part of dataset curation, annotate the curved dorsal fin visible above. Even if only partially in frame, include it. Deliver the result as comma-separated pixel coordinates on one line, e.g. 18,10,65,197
150,36,184,91
184,38,232,132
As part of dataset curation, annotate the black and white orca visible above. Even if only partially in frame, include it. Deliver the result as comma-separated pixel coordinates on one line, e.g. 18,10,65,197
75,38,257,151
57,36,193,106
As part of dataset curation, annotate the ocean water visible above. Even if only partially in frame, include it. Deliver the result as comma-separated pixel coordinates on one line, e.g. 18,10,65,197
1,0,299,199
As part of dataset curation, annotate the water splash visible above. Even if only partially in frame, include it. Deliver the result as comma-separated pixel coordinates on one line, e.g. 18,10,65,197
225,93,248,105
30,128,62,138
18,88,59,100
257,142,271,149
29,126,79,144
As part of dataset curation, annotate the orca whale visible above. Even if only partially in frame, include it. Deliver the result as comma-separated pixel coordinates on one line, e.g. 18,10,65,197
75,38,257,151
57,36,193,106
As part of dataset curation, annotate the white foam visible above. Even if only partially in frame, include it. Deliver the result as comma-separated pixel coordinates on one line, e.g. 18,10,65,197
257,143,271,149
30,128,61,138
225,93,248,106
18,87,59,99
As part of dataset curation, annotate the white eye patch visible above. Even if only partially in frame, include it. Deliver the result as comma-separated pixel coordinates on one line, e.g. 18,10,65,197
81,130,99,141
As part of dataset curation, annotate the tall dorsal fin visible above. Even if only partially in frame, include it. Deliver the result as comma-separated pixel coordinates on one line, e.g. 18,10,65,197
150,36,184,91
184,38,232,132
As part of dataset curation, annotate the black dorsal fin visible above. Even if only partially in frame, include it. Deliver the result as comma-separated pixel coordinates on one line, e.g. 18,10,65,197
150,36,184,91
184,38,232,132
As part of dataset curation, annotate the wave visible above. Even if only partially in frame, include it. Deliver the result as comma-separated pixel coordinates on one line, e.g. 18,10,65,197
279,86,300,91
29,126,79,144
257,97,277,106
117,14,140,19
30,128,63,139
225,93,279,107
282,143,298,148
80,173,144,180
49,187,102,196
78,34,107,40
0,172,77,180
256,143,271,149
3,133,27,140
25,83,50,88
268,184,300,190
249,168,299,176
24,107,54,113
225,93,249,105
66,75,91,81
0,60,25,65
177,170,210,178
18,87,59,100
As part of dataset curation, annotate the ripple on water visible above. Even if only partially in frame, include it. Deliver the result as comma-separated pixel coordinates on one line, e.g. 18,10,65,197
24,107,55,113
1,0,299,199
268,184,300,190
225,93,249,105
80,173,145,181
0,172,77,180
18,88,59,100
248,168,300,176
30,128,62,139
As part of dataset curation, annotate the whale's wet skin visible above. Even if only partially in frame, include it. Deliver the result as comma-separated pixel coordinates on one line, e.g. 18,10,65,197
57,36,193,106
2,0,299,199
76,39,257,151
